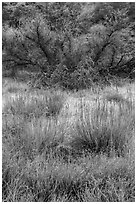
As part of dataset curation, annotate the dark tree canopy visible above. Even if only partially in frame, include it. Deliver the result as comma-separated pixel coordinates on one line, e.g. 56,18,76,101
2,2,135,89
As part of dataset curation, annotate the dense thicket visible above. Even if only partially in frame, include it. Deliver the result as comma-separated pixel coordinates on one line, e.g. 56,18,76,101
2,2,135,89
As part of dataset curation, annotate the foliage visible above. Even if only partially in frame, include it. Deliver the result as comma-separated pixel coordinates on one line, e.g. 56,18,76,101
2,2,135,89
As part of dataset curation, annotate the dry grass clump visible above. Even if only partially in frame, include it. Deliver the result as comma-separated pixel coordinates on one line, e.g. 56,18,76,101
69,94,134,157
3,89,65,120
3,78,29,94
3,115,66,162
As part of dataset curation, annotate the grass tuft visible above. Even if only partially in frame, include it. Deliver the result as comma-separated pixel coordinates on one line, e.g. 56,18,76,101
69,97,134,157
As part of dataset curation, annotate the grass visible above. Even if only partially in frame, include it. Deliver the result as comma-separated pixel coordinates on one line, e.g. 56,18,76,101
2,78,135,202
69,97,134,157
2,78,29,94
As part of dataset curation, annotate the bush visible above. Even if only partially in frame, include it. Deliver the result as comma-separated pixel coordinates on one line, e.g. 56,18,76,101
3,3,134,90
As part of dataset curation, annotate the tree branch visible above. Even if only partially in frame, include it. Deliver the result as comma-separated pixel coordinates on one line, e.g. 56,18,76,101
25,25,54,66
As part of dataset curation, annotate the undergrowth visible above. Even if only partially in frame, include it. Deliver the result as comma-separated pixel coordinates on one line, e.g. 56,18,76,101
2,80,135,202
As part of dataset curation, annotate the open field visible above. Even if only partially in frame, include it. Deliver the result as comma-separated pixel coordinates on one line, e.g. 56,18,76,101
2,78,135,202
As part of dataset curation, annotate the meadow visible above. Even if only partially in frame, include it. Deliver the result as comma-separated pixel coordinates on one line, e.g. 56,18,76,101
2,78,135,202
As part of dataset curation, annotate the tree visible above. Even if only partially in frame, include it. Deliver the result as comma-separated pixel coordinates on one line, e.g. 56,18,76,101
2,2,135,88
